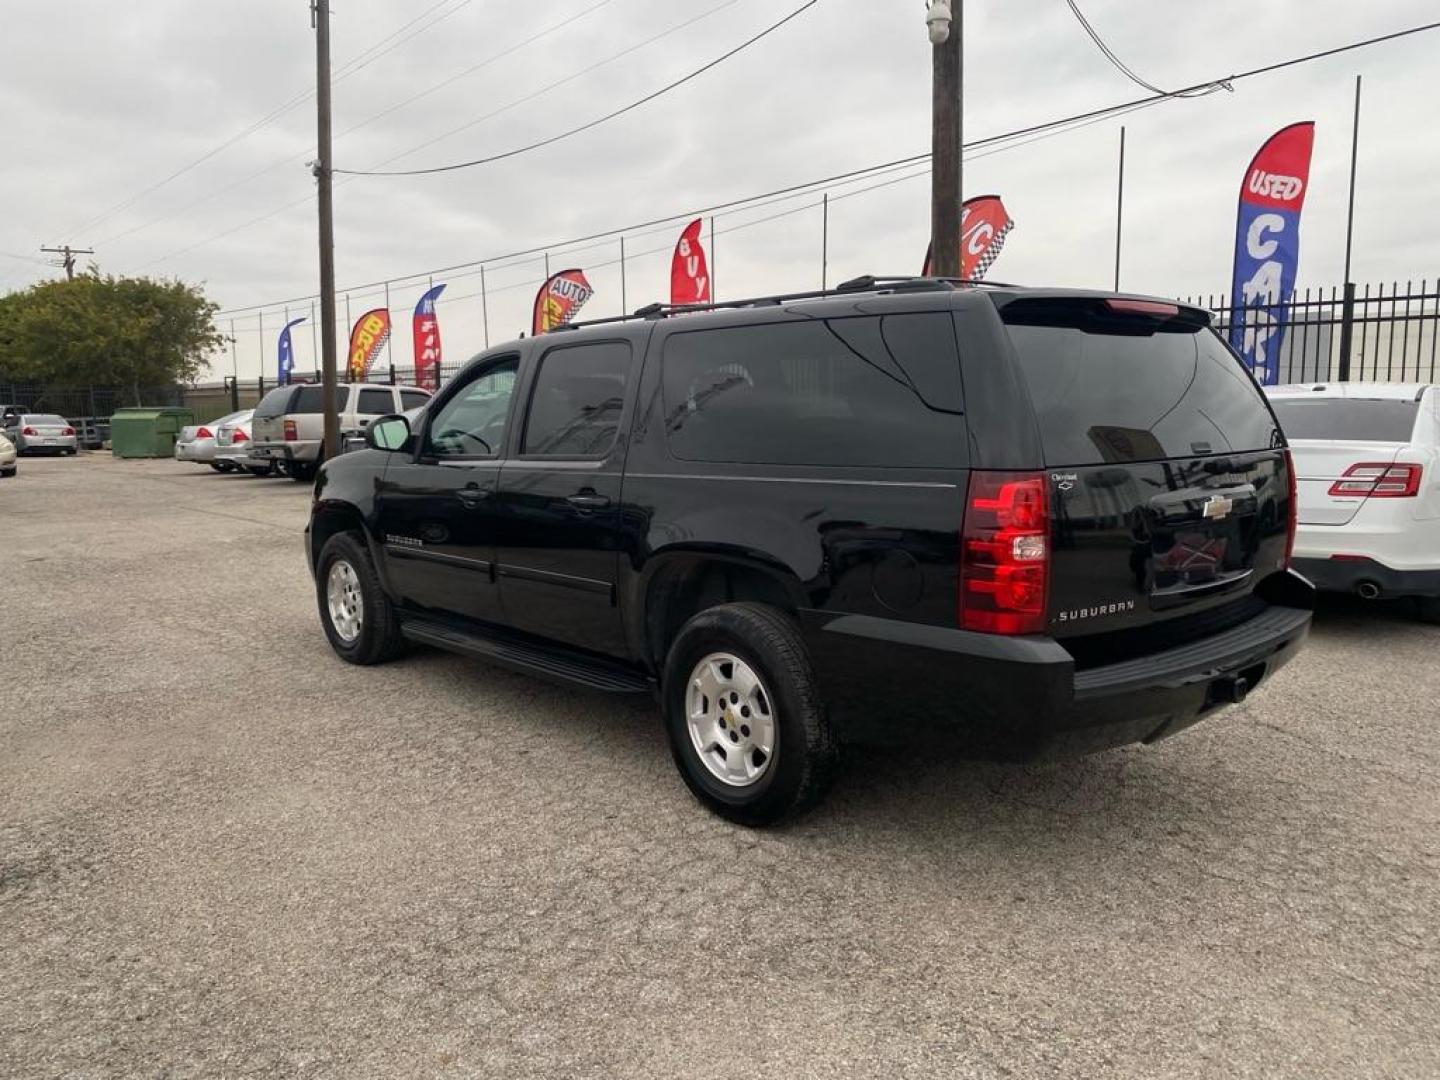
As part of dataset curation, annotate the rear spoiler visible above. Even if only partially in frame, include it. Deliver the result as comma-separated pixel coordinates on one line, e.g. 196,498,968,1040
994,294,1212,334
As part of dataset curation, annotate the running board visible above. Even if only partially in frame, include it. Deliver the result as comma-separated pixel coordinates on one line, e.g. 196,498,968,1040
400,618,653,694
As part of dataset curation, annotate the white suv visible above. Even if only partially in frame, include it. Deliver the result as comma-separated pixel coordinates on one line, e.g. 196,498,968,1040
1267,382,1440,620
250,382,432,481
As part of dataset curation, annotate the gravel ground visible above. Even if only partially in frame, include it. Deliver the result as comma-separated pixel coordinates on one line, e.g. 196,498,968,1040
2,454,1437,1079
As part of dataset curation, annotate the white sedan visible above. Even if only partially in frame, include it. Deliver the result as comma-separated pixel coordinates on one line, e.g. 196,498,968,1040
1267,382,1440,621
0,432,16,478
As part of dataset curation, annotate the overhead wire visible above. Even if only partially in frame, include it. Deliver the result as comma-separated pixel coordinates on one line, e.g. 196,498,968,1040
198,16,1440,316
337,0,820,176
1063,0,1227,98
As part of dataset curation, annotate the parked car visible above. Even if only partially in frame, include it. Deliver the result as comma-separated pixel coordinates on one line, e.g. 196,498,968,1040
210,410,275,476
305,278,1314,824
0,432,16,477
1,413,78,455
69,417,109,450
174,411,251,471
250,383,433,481
1267,382,1440,619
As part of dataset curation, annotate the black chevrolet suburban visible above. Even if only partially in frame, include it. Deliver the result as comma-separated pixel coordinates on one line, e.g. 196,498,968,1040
306,277,1313,824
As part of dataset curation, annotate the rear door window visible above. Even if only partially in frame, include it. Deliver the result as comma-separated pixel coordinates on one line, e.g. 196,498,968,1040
662,313,965,468
1269,398,1420,442
1003,301,1279,465
521,341,633,457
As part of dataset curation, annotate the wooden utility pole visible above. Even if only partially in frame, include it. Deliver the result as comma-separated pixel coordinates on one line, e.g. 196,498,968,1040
40,244,94,281
929,1,962,278
312,0,340,461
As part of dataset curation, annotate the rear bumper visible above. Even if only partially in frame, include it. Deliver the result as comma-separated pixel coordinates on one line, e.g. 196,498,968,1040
1293,556,1440,599
806,592,1313,760
250,440,319,464
175,440,216,462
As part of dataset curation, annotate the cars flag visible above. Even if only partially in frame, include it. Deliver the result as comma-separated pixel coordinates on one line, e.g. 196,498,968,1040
532,269,594,335
670,219,711,306
277,317,305,385
1228,122,1315,385
412,284,446,391
346,307,392,382
922,194,1015,279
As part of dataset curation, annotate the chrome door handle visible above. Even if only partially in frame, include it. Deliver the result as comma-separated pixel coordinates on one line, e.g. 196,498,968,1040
565,492,611,511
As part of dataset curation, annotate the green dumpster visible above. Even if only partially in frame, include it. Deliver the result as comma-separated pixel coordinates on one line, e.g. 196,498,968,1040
110,407,195,459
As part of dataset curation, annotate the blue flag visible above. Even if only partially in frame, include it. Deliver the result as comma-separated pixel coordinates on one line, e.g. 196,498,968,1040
1227,123,1314,385
277,317,306,385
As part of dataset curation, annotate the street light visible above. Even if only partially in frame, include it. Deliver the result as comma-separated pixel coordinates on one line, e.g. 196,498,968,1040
926,0,952,45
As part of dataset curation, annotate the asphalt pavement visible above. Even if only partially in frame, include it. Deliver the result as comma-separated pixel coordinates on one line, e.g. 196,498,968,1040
2,454,1437,1079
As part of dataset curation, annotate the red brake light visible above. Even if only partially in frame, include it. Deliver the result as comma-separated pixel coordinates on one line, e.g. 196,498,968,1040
232,428,249,443
62,426,75,436
283,419,298,442
1104,298,1179,317
196,426,213,439
960,471,1050,635
1284,449,1298,569
21,426,37,436
1327,462,1422,499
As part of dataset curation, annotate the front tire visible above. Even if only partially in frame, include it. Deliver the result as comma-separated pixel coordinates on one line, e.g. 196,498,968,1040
662,603,838,826
316,532,406,665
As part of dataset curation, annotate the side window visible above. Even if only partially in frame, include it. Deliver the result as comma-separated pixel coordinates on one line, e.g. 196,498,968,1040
662,314,965,468
357,387,395,415
424,358,519,459
521,341,633,457
400,390,430,411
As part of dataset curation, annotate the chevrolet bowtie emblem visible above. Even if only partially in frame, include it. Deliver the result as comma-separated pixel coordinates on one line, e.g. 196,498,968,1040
1201,495,1234,520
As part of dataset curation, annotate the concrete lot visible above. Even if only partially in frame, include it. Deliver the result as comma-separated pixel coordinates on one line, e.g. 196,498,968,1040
2,453,1437,1079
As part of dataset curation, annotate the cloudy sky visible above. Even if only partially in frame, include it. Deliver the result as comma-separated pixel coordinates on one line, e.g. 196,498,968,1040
1,0,1436,380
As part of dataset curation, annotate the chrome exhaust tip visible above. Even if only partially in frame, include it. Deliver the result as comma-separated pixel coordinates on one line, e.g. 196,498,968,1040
1357,581,1381,600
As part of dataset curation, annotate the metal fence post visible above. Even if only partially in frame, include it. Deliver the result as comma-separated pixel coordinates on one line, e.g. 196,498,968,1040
1337,281,1357,381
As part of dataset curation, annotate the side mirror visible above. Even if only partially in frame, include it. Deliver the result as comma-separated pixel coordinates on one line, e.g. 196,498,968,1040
366,414,411,452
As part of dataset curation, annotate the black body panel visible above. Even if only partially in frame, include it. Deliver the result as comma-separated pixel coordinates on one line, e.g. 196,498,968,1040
307,281,1313,760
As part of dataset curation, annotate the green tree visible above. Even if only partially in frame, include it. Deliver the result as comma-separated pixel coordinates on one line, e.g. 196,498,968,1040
0,272,226,404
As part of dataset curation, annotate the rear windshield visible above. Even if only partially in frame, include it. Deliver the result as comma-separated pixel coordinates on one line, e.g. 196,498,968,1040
1269,398,1420,442
1004,304,1279,465
25,415,68,426
253,387,296,419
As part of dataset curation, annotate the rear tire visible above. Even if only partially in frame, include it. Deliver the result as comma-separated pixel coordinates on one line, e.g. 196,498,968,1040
1,468,14,478
661,602,838,826
209,462,228,472
1418,597,1440,624
316,532,406,665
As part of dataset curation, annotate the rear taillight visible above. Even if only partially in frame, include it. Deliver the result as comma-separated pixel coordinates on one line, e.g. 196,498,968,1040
1104,298,1179,317
1284,449,1298,569
283,419,297,442
960,471,1050,635
232,428,249,443
62,426,76,436
1328,462,1422,499
196,426,212,439
21,426,36,436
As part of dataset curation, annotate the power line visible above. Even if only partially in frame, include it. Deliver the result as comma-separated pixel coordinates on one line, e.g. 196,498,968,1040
63,0,476,241
213,17,1440,316
337,0,822,177
348,0,744,176
1063,0,1226,99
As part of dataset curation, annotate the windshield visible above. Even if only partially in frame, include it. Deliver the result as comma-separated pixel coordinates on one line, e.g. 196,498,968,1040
1270,397,1420,443
24,415,68,426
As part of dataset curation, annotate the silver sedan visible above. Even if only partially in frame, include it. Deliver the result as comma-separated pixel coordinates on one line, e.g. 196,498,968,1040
3,414,78,455
176,411,250,471
213,411,277,476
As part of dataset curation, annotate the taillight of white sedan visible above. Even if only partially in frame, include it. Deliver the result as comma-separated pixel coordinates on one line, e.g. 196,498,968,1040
1267,382,1440,621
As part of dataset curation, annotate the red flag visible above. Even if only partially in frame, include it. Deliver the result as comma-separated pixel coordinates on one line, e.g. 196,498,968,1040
669,218,711,306
532,269,594,335
412,284,446,391
346,308,391,381
922,194,1015,279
